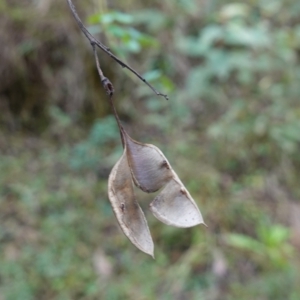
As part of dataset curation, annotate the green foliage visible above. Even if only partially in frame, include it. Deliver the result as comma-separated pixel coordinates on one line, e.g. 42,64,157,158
226,224,294,269
69,116,121,171
1,0,300,299
88,10,158,55
177,1,300,164
87,9,175,95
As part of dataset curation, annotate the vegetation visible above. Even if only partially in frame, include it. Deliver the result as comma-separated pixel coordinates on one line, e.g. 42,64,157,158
1,0,300,299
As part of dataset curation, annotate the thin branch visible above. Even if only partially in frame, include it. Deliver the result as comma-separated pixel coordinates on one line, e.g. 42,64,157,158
66,0,169,100
92,44,105,81
109,96,125,148
92,43,123,145
92,44,114,96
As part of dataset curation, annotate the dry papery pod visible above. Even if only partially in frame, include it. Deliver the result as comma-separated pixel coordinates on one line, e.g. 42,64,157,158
123,130,205,228
108,146,154,257
108,129,205,257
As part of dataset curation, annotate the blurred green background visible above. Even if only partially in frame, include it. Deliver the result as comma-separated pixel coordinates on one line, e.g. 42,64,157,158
1,0,300,299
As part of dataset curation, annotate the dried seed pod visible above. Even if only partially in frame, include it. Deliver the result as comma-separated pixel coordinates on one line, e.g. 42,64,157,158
150,177,204,228
108,150,154,257
122,130,204,228
124,130,173,193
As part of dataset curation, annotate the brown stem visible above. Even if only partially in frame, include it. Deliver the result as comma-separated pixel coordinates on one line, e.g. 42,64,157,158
109,96,125,148
93,44,114,96
91,33,123,149
92,43,123,145
66,0,169,100
92,45,105,81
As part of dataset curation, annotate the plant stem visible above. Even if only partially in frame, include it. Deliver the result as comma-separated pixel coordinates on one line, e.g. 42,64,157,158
66,0,169,100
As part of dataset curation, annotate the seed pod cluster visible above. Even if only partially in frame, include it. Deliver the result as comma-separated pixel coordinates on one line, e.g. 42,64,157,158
108,129,205,257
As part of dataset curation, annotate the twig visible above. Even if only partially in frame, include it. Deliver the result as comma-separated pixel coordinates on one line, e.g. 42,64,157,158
110,96,125,148
92,44,114,96
66,0,169,100
93,44,124,145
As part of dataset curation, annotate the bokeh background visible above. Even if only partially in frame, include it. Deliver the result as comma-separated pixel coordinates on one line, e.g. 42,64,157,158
1,0,300,299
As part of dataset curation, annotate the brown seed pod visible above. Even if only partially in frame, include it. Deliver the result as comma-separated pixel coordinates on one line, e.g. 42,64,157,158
108,149,154,257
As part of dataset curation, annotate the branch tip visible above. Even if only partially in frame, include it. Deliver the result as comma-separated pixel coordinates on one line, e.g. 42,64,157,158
67,0,168,100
